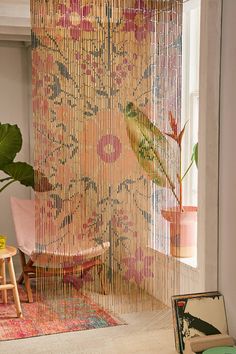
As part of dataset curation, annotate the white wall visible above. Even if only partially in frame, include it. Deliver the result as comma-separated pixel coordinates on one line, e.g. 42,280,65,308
219,0,236,338
0,0,30,41
0,42,31,273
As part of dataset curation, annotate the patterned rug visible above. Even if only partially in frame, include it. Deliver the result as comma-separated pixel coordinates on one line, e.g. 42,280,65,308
0,286,124,341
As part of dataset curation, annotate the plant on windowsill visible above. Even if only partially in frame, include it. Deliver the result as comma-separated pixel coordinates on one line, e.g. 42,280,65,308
161,112,198,258
0,122,52,193
124,102,198,258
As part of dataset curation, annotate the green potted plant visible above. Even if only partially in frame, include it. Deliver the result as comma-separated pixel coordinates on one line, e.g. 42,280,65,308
0,122,51,193
161,112,198,258
124,103,198,258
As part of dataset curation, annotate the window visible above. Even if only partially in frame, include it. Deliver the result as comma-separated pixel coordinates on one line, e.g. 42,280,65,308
181,0,200,207
150,0,201,267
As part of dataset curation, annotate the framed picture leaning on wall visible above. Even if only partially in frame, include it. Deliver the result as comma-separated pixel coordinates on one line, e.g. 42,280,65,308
172,292,228,353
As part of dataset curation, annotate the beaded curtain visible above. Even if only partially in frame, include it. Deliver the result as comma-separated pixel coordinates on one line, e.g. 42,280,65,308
31,0,182,315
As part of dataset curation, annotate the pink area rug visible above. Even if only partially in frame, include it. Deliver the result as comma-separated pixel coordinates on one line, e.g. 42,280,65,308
0,286,124,341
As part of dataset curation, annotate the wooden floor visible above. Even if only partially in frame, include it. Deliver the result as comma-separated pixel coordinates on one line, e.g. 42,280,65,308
1,278,177,353
1,308,177,354
86,277,167,314
38,274,167,314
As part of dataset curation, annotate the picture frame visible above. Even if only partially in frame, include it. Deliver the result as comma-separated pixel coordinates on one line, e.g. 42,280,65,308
171,292,228,353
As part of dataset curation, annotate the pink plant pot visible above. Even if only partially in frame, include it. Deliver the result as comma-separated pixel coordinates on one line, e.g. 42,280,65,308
161,206,198,258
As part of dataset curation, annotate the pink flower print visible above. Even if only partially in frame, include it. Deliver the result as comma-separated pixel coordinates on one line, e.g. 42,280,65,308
79,212,103,240
75,52,81,60
57,0,94,41
62,254,85,268
122,247,154,285
97,134,122,163
116,64,122,71
32,52,54,73
111,209,137,236
127,64,133,71
123,0,155,42
63,272,93,290
32,53,55,100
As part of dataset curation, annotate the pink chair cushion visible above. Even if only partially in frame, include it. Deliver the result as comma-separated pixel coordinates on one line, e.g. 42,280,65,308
10,197,35,256
10,197,110,264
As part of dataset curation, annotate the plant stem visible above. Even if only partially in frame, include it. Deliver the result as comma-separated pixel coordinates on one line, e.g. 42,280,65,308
153,151,181,206
0,177,12,183
0,179,16,193
179,144,183,211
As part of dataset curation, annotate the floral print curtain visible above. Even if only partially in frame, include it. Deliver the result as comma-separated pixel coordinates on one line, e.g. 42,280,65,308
32,0,182,315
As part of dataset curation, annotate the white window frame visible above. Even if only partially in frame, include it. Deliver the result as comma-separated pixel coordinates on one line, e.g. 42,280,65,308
181,0,200,208
198,0,222,292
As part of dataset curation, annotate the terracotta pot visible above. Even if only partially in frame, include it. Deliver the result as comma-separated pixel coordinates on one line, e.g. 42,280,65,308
161,206,197,258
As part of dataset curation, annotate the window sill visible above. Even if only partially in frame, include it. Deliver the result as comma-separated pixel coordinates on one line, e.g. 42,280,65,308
148,246,198,270
177,256,197,268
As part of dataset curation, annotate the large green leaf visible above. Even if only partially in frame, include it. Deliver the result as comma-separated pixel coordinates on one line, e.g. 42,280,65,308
191,142,198,168
0,123,22,168
124,102,175,189
3,162,53,192
3,162,34,187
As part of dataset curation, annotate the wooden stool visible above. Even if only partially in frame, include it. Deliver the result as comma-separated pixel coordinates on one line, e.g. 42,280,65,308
0,246,22,318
